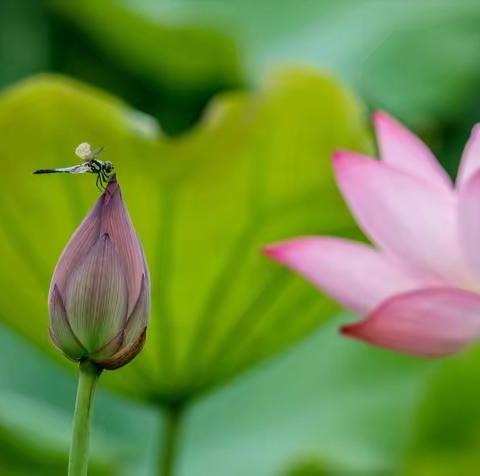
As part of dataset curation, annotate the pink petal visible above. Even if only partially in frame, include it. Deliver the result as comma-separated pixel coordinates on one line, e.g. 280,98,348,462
51,179,148,317
65,234,128,352
333,152,469,284
342,288,480,356
95,275,149,369
51,195,103,297
456,124,480,187
100,180,146,315
123,274,149,347
48,285,87,360
264,237,436,314
373,111,451,189
458,170,480,278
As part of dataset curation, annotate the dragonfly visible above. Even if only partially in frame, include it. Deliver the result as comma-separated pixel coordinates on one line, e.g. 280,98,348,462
34,142,115,191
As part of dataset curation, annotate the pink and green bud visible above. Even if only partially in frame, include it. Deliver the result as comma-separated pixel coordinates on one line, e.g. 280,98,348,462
48,178,150,369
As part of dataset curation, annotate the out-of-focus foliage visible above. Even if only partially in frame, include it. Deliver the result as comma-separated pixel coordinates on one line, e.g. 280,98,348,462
0,0,49,88
0,315,434,476
403,346,480,475
0,324,158,475
0,328,118,475
0,0,243,135
230,0,480,129
283,458,330,476
47,0,244,134
0,68,370,402
282,458,373,476
48,0,242,93
5,1,480,143
176,317,433,476
55,0,480,128
0,393,115,476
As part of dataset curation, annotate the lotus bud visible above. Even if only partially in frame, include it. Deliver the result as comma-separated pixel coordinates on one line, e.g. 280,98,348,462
48,177,150,369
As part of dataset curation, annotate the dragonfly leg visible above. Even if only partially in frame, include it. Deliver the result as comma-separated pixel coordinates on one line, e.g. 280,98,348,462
100,171,107,190
95,174,103,192
102,170,110,188
100,171,110,191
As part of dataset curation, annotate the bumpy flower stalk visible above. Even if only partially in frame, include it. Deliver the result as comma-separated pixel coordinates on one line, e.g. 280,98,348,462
47,177,150,475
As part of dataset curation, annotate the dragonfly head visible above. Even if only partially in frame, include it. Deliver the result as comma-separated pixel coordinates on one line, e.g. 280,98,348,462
103,161,114,175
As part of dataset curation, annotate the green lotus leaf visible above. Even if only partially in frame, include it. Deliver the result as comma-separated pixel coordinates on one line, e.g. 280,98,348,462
48,0,242,94
54,0,480,130
176,317,430,476
404,347,480,476
0,392,115,475
282,458,331,476
0,68,370,402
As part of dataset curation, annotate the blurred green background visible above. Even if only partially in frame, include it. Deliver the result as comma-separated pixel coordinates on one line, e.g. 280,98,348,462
2,0,480,475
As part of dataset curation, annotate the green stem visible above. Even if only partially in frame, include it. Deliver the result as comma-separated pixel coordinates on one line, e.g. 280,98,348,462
160,403,185,476
68,360,102,476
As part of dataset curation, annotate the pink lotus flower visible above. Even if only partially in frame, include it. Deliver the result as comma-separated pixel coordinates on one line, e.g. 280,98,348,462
264,111,480,357
49,178,150,369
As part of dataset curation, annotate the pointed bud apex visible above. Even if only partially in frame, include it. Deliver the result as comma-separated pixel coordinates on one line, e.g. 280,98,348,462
48,178,150,369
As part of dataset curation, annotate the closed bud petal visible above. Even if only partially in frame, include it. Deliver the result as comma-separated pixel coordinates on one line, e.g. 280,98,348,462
48,178,150,369
49,285,87,360
65,233,128,352
96,275,149,369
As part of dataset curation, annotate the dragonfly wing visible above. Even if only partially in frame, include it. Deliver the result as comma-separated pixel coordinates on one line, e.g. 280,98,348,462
62,164,92,174
34,163,92,175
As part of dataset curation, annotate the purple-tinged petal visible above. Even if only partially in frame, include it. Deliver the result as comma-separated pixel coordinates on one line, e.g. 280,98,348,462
96,329,147,370
95,276,149,369
341,288,480,356
373,111,452,189
50,197,103,296
48,285,86,360
90,329,125,360
123,275,150,347
264,237,440,314
333,152,471,284
456,124,480,187
65,234,128,352
100,179,146,314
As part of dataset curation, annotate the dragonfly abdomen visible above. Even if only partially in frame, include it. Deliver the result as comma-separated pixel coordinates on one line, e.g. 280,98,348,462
33,169,71,174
